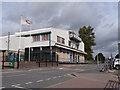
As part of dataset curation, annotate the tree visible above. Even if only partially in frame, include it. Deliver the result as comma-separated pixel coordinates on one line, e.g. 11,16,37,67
95,53,105,63
79,26,96,60
115,54,119,58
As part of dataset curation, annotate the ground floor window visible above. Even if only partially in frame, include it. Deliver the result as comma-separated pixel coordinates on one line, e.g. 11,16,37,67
61,52,63,62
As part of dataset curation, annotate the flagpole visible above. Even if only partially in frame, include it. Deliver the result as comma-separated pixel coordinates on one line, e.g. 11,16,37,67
19,15,22,61
29,23,32,62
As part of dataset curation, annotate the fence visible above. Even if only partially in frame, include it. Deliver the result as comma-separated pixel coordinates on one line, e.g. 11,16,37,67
23,51,59,68
104,80,119,90
1,50,59,69
1,50,20,69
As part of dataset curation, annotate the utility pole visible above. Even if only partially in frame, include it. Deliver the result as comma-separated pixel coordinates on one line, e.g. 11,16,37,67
49,33,51,62
8,32,10,52
118,42,120,89
97,54,99,67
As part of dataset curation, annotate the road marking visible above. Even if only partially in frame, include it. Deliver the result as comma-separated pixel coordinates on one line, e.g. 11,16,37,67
25,82,33,84
58,68,69,70
53,77,56,79
58,76,62,77
5,74,25,77
40,71,56,73
67,74,76,78
0,87,5,89
37,80,43,82
11,85,24,88
46,78,51,80
16,84,20,86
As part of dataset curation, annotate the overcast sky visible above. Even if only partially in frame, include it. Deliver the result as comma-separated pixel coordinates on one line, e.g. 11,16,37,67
2,2,118,58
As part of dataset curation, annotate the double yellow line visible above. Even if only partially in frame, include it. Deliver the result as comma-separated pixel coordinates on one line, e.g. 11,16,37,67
67,73,77,78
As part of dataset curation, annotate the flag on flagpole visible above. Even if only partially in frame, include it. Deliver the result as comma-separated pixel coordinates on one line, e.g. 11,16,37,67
21,16,32,25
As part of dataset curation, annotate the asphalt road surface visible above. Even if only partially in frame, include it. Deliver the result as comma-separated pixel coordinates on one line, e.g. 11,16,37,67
2,64,101,89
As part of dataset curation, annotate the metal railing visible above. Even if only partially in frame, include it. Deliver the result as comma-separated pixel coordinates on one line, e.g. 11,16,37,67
104,80,119,90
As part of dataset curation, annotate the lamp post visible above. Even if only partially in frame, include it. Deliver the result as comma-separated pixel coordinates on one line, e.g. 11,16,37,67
97,50,99,67
118,42,120,89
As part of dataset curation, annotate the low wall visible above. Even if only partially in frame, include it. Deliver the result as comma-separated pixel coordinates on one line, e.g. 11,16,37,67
19,61,58,69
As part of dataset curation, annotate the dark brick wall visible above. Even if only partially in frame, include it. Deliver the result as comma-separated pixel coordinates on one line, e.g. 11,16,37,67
19,61,58,69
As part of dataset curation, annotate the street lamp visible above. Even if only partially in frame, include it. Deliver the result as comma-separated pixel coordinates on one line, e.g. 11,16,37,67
97,50,99,67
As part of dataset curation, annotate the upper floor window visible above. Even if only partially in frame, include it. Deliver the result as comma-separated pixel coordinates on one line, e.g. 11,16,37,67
57,36,60,43
62,38,65,44
57,36,65,44
42,34,44,41
69,41,71,46
33,36,35,41
48,34,50,40
36,35,37,41
77,45,79,49
33,35,40,42
38,35,40,41
42,34,49,41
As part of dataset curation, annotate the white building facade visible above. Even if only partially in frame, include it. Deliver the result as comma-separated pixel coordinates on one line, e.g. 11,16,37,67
0,28,86,63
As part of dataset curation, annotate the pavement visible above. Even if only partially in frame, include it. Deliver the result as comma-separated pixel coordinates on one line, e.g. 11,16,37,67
1,64,119,89
49,72,117,88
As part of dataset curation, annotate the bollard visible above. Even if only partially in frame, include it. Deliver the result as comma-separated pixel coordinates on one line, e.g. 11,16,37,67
39,52,40,67
2,51,5,69
57,54,59,67
52,53,53,67
46,54,47,67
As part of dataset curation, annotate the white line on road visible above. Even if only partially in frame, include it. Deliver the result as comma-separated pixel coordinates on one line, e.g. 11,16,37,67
25,82,33,84
5,74,25,77
0,87,5,89
39,71,56,73
13,84,20,86
58,76,62,77
11,85,24,88
46,78,51,80
53,77,56,79
37,80,43,82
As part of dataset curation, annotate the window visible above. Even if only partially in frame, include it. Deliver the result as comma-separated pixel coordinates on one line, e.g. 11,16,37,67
33,35,40,41
42,34,44,41
62,38,65,44
33,36,35,41
69,41,71,46
46,34,48,40
42,34,49,41
57,36,65,44
38,35,40,41
45,34,48,40
36,36,37,41
48,34,50,40
77,44,79,49
45,34,46,40
57,36,60,42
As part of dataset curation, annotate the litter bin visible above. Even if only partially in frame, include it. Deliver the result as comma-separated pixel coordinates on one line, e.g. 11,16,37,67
9,59,14,68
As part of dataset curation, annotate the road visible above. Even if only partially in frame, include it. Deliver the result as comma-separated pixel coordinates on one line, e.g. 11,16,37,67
2,64,105,89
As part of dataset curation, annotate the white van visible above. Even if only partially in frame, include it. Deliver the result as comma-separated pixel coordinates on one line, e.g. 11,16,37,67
114,58,120,69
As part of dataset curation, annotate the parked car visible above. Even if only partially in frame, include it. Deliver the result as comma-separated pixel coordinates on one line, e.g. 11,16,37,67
114,58,120,69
